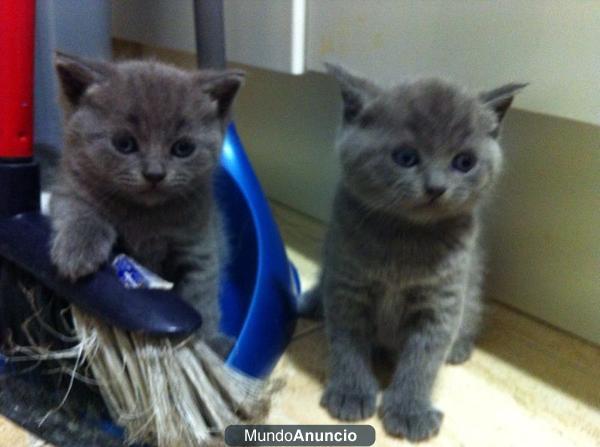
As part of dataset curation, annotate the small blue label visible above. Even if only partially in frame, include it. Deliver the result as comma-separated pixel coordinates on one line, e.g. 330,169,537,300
112,254,173,290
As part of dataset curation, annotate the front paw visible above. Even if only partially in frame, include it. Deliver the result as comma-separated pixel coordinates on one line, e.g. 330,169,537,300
51,231,113,281
320,382,377,421
381,401,443,442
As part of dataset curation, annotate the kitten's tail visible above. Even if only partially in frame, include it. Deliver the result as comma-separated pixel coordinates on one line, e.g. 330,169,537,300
297,283,324,320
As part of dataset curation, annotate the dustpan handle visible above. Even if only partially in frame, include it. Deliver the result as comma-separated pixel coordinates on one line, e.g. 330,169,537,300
0,0,35,160
0,0,39,218
193,0,226,70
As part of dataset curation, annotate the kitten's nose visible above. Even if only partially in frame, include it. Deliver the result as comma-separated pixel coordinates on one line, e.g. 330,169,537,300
143,170,166,184
425,186,446,200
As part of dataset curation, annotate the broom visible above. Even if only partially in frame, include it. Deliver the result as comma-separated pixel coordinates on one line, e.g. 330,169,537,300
6,261,270,447
0,0,277,445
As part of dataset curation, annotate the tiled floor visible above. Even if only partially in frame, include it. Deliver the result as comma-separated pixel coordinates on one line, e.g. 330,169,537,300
1,202,599,446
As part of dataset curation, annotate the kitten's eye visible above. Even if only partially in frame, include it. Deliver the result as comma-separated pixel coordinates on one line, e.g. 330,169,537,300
111,133,138,154
392,146,420,168
171,138,196,158
452,151,477,173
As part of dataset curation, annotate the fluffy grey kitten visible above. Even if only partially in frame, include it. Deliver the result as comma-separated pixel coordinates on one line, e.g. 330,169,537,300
303,64,525,441
49,53,244,355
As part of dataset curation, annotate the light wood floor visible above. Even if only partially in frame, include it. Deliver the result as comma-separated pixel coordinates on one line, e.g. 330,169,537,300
1,202,599,446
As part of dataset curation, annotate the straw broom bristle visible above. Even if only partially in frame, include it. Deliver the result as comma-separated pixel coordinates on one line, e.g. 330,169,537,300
70,308,271,447
7,281,272,447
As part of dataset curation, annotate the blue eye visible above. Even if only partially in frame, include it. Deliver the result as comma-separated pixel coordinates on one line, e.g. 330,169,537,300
112,133,138,154
171,138,196,158
392,146,420,168
452,151,477,173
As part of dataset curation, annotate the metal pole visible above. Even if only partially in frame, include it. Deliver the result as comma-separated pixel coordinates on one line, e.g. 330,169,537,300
193,0,226,70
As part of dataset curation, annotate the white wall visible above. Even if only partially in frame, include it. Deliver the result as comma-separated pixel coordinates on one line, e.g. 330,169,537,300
111,0,306,74
306,0,600,125
112,0,600,124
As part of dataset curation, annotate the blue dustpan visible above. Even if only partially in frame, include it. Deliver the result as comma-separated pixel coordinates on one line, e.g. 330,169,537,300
218,124,299,376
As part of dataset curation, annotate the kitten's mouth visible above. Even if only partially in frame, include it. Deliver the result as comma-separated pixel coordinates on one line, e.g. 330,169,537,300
142,184,163,193
416,197,443,209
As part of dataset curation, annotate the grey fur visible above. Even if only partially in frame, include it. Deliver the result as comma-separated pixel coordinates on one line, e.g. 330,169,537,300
49,53,244,354
308,63,524,441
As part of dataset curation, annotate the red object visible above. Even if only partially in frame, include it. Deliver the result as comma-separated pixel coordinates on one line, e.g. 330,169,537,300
0,0,35,159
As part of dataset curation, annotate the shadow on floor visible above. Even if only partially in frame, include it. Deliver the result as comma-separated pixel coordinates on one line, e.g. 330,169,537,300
476,301,600,409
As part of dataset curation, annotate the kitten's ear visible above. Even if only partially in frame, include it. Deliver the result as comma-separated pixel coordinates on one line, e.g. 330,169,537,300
198,69,245,121
54,52,111,107
479,83,527,124
325,62,379,124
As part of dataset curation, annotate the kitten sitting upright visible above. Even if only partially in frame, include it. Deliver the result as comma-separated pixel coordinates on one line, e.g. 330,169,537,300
305,64,524,441
49,54,244,355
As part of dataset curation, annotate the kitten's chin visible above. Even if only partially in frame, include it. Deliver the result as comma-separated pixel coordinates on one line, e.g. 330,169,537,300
402,200,475,223
137,195,168,207
123,188,172,207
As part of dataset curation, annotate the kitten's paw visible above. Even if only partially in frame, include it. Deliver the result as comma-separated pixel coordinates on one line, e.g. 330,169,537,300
381,404,443,442
51,231,113,281
446,339,474,365
207,334,236,359
320,384,377,421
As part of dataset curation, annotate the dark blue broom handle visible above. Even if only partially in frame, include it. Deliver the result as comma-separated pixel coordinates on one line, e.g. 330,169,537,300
193,0,226,70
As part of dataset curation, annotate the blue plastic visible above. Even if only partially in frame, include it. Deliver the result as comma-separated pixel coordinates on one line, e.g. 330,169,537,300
218,124,299,377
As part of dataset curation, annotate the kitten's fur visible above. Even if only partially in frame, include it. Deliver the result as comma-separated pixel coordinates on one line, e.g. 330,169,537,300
304,64,525,441
49,54,244,354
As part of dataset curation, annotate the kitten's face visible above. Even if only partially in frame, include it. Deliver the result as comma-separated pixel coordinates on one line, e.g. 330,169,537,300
56,55,244,206
329,64,525,222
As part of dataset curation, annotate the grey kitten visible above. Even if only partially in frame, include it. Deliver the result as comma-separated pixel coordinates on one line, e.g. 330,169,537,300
303,63,525,441
49,53,244,355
